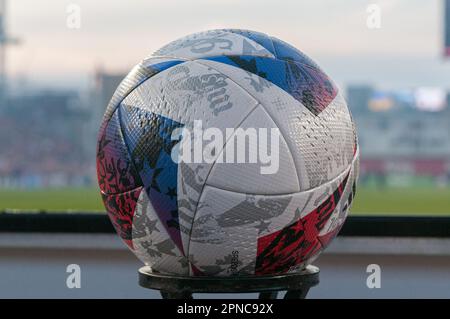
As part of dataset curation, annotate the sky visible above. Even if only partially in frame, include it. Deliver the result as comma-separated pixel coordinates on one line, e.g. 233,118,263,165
5,0,450,92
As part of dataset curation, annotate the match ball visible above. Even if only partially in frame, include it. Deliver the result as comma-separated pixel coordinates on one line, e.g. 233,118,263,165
96,29,359,276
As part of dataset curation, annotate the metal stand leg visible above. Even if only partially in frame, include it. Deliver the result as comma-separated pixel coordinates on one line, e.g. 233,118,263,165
160,290,193,299
259,291,278,299
284,288,310,299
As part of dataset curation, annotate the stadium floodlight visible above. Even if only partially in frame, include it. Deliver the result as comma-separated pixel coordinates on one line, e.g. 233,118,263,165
0,0,20,102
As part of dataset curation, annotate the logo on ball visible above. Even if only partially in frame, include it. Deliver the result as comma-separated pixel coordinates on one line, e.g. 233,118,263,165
170,120,281,175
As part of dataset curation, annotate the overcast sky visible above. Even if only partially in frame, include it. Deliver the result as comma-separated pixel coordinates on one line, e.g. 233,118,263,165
6,0,450,91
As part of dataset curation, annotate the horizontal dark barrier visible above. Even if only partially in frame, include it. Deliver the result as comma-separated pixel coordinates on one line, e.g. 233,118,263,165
339,216,450,238
0,212,112,234
0,212,449,238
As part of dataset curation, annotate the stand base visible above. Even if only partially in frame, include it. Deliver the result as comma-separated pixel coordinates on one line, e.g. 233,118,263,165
138,265,319,299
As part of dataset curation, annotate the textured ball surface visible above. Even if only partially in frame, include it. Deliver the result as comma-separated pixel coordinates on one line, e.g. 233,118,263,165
96,29,359,277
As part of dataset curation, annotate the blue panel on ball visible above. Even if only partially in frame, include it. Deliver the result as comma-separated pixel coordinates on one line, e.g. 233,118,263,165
102,59,184,125
144,59,185,73
203,55,337,115
118,104,185,253
225,29,276,55
270,37,321,70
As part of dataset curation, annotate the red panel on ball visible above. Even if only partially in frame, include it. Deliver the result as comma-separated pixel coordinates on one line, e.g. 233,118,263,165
255,173,349,275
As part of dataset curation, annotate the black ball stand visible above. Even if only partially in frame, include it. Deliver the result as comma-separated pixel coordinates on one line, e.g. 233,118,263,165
138,265,319,299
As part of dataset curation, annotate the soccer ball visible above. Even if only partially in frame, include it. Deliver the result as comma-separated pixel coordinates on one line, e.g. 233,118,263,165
96,29,359,277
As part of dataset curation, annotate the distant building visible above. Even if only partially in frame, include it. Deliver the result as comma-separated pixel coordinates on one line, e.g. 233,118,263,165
347,85,450,186
447,91,450,108
86,69,126,159
95,71,125,112
91,69,125,130
346,85,373,115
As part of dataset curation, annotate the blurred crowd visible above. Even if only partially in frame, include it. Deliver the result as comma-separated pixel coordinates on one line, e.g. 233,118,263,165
0,92,94,188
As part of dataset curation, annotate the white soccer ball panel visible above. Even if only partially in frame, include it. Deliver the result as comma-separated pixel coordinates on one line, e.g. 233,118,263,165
153,30,275,60
206,106,301,194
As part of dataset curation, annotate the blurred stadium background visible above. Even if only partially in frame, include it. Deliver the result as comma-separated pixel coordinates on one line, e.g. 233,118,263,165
0,0,449,215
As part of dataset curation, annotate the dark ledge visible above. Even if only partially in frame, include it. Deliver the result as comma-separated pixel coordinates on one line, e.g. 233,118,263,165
0,212,449,238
